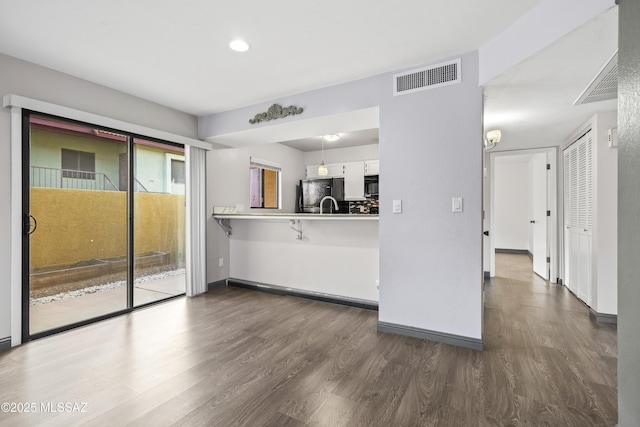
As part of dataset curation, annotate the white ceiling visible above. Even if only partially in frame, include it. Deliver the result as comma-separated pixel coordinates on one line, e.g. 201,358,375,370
279,128,379,152
206,106,380,149
0,0,539,116
0,1,619,153
484,6,618,152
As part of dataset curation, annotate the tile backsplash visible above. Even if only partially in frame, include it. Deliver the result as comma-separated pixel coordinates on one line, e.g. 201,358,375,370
349,198,379,214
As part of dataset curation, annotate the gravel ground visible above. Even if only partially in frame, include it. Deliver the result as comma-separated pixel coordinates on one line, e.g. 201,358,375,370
30,265,185,304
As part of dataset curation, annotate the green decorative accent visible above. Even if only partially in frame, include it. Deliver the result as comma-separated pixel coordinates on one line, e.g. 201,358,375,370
249,104,304,124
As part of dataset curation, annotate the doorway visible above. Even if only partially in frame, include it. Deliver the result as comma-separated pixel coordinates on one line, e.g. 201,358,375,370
487,148,557,282
23,112,186,340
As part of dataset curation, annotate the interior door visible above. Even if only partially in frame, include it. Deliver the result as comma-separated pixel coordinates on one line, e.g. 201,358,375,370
531,153,548,279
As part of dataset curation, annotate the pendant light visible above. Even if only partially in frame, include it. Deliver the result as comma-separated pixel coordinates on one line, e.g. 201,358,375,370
318,136,328,175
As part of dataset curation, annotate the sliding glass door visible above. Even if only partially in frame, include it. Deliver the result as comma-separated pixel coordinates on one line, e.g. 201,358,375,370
133,140,186,306
23,112,185,339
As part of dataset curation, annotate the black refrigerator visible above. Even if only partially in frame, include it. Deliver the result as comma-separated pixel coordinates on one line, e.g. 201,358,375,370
299,179,337,213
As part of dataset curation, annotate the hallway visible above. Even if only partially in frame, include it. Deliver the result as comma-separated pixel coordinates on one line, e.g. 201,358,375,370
484,254,617,425
0,254,617,426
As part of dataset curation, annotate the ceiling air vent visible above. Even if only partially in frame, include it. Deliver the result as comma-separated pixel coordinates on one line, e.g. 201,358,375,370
575,52,618,105
393,58,461,96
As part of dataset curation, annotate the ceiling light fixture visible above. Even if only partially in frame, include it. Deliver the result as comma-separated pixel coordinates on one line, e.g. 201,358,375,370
323,134,340,142
318,136,328,176
229,40,250,52
484,129,501,151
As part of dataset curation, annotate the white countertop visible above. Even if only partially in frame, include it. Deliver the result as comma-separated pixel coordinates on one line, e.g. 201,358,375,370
213,213,378,221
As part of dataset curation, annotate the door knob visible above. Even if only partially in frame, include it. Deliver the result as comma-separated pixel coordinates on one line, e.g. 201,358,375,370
530,220,536,224
483,231,489,236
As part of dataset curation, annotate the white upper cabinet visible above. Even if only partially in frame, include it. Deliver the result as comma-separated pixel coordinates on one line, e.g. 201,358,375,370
364,160,379,176
327,163,345,177
344,162,366,200
306,163,344,179
306,165,320,179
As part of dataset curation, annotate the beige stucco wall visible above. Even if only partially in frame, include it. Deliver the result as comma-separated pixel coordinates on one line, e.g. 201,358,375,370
30,188,184,268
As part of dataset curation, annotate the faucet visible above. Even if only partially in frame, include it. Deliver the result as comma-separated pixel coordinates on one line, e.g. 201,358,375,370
320,196,339,214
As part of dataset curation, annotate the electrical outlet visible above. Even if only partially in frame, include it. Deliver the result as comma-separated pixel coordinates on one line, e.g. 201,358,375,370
218,257,224,268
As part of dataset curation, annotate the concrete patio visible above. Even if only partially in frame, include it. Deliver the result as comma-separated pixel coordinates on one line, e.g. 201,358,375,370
30,272,185,334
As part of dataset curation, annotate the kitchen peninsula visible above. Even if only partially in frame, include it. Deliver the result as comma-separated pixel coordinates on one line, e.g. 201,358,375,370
213,212,379,306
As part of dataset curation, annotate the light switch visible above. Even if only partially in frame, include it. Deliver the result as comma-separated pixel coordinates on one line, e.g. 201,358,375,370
393,199,402,214
452,197,463,213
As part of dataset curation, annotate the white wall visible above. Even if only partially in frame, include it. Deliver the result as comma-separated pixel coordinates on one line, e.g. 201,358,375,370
229,219,379,301
594,111,618,315
303,143,379,165
377,51,483,341
201,51,484,344
207,143,304,214
494,157,531,250
0,53,198,343
206,143,305,283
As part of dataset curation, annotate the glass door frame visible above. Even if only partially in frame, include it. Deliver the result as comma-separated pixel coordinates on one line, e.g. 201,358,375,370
21,109,185,342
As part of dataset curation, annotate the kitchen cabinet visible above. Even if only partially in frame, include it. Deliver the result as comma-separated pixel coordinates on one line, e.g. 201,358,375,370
327,163,345,177
306,163,344,179
306,165,320,179
344,162,366,200
365,160,379,176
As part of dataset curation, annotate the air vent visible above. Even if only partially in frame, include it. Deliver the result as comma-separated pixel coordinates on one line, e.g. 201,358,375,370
575,52,618,105
393,58,461,96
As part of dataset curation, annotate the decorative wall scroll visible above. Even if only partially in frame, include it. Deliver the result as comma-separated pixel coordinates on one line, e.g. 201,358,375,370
249,104,304,124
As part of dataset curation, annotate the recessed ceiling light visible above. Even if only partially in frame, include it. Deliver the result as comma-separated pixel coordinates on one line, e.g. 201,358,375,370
323,134,340,142
229,40,249,52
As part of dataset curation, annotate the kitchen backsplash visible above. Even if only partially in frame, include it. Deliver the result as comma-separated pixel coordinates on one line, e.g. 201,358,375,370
349,198,379,214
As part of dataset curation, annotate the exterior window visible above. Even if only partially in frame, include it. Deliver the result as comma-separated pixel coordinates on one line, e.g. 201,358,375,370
250,158,281,209
163,153,185,194
171,159,185,184
61,148,95,179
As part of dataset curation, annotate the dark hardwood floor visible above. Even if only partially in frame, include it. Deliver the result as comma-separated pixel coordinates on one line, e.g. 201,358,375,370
0,254,617,426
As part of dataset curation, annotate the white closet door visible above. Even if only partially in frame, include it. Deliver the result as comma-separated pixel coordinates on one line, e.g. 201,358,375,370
563,130,592,305
578,233,592,303
563,149,575,293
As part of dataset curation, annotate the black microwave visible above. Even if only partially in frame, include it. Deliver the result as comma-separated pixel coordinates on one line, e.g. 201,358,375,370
365,175,379,197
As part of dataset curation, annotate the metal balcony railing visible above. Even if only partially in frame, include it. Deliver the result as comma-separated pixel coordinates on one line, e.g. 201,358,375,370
134,179,149,193
30,166,119,191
